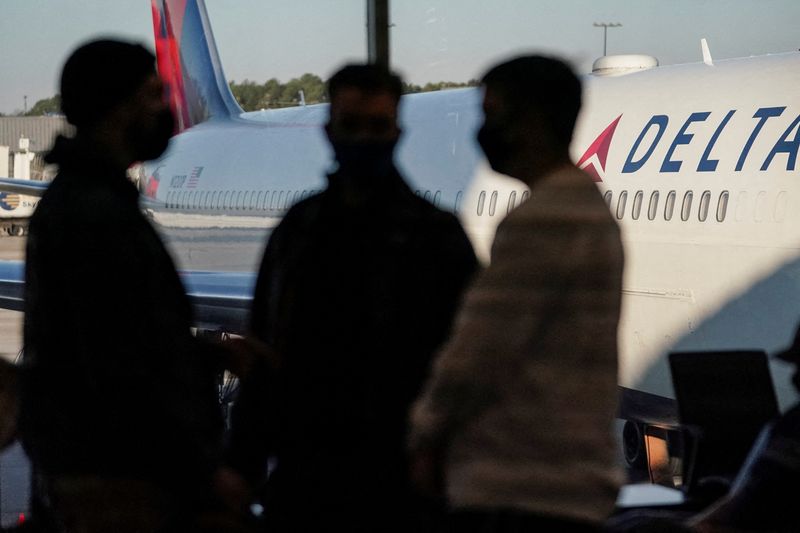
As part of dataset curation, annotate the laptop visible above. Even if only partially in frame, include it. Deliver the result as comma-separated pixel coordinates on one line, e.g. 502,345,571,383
668,350,779,494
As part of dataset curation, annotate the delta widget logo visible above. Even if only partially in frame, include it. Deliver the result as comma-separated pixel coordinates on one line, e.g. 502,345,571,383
577,115,622,183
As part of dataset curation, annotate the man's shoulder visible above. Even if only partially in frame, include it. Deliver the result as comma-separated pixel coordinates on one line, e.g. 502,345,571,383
515,165,614,224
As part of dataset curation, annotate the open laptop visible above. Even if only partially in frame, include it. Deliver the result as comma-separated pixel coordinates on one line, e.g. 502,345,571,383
668,350,779,494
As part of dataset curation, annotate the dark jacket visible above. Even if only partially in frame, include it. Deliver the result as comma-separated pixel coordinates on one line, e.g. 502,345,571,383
20,137,223,492
231,167,477,522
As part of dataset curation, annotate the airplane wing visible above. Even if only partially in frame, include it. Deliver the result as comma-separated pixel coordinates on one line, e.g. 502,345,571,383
0,260,255,333
0,178,49,198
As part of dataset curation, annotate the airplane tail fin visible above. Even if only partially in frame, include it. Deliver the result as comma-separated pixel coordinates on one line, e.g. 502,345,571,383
151,0,242,132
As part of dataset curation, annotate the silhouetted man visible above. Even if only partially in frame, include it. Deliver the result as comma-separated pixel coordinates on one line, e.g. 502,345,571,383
230,64,477,532
409,56,624,532
20,40,225,532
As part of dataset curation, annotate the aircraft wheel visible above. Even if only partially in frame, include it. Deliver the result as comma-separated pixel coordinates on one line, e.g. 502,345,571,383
11,225,24,237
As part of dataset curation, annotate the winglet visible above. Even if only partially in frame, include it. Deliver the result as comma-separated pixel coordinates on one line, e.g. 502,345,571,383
151,0,243,132
701,38,714,67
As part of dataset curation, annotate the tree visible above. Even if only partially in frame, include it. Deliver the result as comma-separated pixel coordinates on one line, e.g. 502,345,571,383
24,95,61,116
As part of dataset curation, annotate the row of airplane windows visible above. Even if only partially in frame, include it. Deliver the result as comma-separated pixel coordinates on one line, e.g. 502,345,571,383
166,188,452,212
165,189,324,212
604,189,730,223
165,187,538,217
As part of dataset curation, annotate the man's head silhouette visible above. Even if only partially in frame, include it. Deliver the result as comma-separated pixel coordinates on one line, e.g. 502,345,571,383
56,39,175,166
478,55,581,183
325,64,403,183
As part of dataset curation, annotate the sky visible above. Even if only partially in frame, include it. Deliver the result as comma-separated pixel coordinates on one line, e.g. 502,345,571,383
0,0,798,115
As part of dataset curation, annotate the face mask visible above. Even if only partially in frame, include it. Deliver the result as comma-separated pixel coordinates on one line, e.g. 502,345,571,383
131,109,175,162
477,123,513,174
331,139,398,183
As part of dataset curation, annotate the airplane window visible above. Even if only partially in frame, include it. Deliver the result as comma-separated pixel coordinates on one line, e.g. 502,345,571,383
190,191,196,209
755,191,767,222
414,189,421,197
508,191,517,214
433,191,441,206
292,190,300,205
455,191,463,214
212,191,219,209
423,190,432,201
698,190,711,222
736,191,748,221
256,191,263,209
603,190,613,208
665,190,676,221
301,190,309,200
632,190,643,220
182,191,188,209
681,191,693,221
489,191,498,216
774,191,787,222
477,191,486,216
616,191,628,220
278,191,286,209
224,191,231,209
270,191,278,210
521,191,530,202
166,191,171,209
244,191,251,210
717,191,730,222
284,192,292,209
648,191,659,221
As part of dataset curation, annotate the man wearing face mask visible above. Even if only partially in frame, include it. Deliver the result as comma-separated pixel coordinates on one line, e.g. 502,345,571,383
409,56,624,532
231,64,477,531
20,40,230,532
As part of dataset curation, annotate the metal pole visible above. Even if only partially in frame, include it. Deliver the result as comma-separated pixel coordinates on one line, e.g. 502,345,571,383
593,22,622,56
366,0,390,68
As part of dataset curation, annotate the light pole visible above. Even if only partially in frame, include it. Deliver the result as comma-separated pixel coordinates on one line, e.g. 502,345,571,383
593,22,622,56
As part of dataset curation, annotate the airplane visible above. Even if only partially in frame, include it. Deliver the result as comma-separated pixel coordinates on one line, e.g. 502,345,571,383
0,0,798,478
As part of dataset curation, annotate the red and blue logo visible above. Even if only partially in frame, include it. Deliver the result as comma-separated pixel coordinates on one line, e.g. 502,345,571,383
577,115,622,182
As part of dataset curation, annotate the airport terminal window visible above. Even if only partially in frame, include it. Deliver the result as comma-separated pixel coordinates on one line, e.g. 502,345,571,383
665,190,676,221
698,190,711,222
433,190,441,207
717,191,729,222
489,191,498,216
632,190,643,220
477,191,486,216
521,190,530,202
603,190,613,208
681,191,693,221
616,191,627,220
648,191,659,221
508,190,517,213
455,191,463,214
